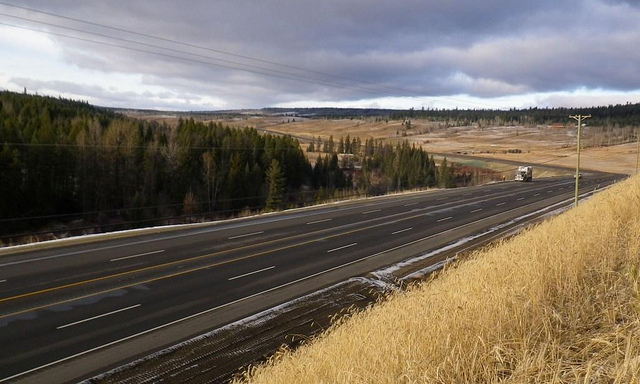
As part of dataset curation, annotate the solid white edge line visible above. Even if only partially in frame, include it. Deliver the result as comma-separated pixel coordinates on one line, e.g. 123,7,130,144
228,231,264,240
1,185,610,383
327,243,358,253
57,304,141,330
471,208,483,213
391,228,412,235
437,217,452,222
306,218,332,225
228,266,275,281
362,209,381,215
496,202,506,206
110,250,164,262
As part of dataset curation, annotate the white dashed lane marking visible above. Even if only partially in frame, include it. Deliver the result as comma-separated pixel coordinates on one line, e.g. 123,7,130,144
228,231,264,240
110,250,164,262
228,266,275,281
391,228,412,235
327,243,358,253
57,304,141,330
306,218,331,225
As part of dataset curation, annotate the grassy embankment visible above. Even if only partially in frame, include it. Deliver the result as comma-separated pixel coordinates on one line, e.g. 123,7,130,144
239,175,640,383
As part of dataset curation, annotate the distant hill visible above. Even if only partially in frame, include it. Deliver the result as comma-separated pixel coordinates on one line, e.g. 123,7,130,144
108,103,640,128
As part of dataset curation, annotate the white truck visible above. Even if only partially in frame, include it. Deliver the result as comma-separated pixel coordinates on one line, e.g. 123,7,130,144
515,165,533,182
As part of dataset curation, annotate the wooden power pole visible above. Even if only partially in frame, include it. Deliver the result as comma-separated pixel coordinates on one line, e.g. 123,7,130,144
569,114,591,207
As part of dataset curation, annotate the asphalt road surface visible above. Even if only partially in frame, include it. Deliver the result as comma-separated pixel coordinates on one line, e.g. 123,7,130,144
0,172,624,383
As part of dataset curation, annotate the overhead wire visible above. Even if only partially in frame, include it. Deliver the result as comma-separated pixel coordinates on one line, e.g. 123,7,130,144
0,1,495,106
0,2,503,109
0,21,393,97
0,12,408,97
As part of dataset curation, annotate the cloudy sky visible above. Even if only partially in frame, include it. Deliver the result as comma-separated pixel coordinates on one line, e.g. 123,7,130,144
0,0,639,110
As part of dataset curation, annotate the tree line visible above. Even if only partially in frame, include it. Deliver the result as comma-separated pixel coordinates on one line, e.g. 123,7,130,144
261,103,640,129
0,91,310,235
0,91,463,238
390,103,640,130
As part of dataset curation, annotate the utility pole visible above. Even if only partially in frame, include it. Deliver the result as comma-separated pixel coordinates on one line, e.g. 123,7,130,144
569,114,591,207
636,129,640,175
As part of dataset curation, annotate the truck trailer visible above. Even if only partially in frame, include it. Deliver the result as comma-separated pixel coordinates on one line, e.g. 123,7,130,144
515,166,533,182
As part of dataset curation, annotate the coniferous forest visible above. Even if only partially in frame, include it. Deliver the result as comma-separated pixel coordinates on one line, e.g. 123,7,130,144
0,91,457,239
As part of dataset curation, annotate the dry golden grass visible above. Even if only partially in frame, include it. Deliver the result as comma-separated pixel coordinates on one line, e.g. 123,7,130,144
238,175,640,384
129,112,639,175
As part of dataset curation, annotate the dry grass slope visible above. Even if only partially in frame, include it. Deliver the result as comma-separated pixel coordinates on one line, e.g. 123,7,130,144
239,175,640,384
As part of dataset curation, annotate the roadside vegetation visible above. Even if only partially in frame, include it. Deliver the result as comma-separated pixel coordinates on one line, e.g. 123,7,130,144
0,91,462,241
239,175,640,383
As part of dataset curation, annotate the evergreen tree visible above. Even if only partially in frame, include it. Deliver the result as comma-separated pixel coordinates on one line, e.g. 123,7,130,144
307,138,315,152
438,157,455,188
265,159,285,211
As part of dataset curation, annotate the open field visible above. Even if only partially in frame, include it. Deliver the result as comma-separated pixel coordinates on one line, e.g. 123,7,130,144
126,111,638,176
238,175,640,383
268,119,638,176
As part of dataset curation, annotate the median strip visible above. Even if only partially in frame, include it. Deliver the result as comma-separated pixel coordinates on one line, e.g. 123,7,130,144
57,304,141,330
110,250,164,262
327,243,358,253
228,266,275,281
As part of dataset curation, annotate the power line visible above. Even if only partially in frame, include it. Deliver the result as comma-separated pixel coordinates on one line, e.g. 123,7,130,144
0,3,503,109
0,22,393,98
0,1,493,105
0,12,405,98
0,2,379,87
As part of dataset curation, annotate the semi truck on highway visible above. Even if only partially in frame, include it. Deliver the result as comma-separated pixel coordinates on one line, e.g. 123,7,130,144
515,166,533,182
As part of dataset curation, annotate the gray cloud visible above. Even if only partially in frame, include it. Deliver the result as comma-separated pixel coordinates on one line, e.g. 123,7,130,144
2,0,639,109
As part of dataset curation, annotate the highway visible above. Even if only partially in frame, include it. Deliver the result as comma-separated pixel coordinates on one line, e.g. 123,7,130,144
0,172,623,383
